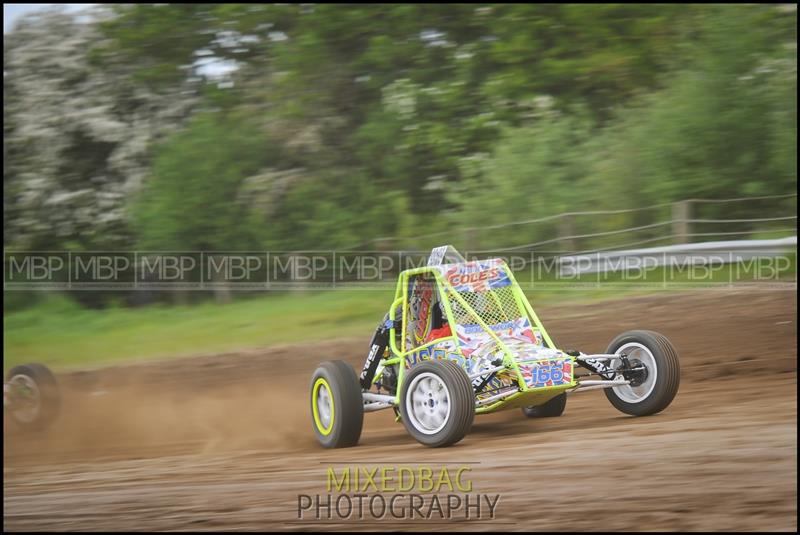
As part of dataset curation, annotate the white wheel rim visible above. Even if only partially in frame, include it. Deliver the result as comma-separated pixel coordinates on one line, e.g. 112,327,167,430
406,372,451,435
611,342,657,404
8,374,41,423
316,383,332,429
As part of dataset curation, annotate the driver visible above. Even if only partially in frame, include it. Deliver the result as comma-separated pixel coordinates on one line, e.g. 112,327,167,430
425,302,452,342
425,321,452,343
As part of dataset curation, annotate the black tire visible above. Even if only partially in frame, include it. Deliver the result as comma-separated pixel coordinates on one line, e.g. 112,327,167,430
310,361,364,448
604,330,680,416
5,363,61,431
522,392,567,418
399,360,474,448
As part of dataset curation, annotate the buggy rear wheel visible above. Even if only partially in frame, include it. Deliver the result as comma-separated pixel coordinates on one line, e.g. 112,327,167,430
522,392,567,418
310,361,363,448
5,363,61,431
399,360,474,448
604,330,680,416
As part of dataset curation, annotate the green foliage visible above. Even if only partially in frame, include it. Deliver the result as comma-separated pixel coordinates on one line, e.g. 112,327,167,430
451,5,797,249
93,4,213,86
133,112,273,250
94,4,733,220
581,5,797,235
263,171,416,250
627,6,795,202
6,4,797,256
448,106,596,248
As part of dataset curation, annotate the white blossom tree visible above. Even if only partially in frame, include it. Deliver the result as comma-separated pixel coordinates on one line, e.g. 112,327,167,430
3,6,198,248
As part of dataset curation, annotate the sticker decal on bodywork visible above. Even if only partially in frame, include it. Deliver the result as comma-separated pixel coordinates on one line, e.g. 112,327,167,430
518,360,574,389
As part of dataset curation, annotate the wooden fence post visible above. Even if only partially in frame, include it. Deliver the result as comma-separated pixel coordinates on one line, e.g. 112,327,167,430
558,213,576,253
211,263,231,304
373,237,393,252
672,200,692,244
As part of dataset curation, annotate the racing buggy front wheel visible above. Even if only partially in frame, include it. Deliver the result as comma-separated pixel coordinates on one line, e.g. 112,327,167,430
310,361,364,448
399,360,475,448
604,330,680,416
5,363,61,431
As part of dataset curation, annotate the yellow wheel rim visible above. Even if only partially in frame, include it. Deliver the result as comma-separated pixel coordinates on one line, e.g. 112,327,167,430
312,377,335,435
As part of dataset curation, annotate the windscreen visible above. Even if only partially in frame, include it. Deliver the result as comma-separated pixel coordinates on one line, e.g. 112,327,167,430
427,245,466,266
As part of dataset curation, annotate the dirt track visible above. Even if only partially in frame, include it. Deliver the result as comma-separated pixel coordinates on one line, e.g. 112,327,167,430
4,290,797,531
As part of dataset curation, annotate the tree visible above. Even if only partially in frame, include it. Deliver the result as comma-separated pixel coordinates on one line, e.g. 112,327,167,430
3,7,198,249
133,112,273,251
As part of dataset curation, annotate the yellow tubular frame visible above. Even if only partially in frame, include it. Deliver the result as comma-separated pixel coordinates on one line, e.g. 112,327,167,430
379,260,575,413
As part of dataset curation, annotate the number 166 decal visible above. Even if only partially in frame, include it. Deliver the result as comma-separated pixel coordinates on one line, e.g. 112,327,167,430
525,360,572,387
533,364,564,383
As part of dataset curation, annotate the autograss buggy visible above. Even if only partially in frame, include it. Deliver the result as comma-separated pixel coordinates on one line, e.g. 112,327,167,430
310,246,680,448
4,363,61,431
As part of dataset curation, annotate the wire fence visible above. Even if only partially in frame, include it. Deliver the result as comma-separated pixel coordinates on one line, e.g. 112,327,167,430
342,193,798,253
6,192,795,300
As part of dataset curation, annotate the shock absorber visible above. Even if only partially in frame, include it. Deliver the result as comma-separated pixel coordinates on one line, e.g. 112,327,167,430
359,314,394,389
